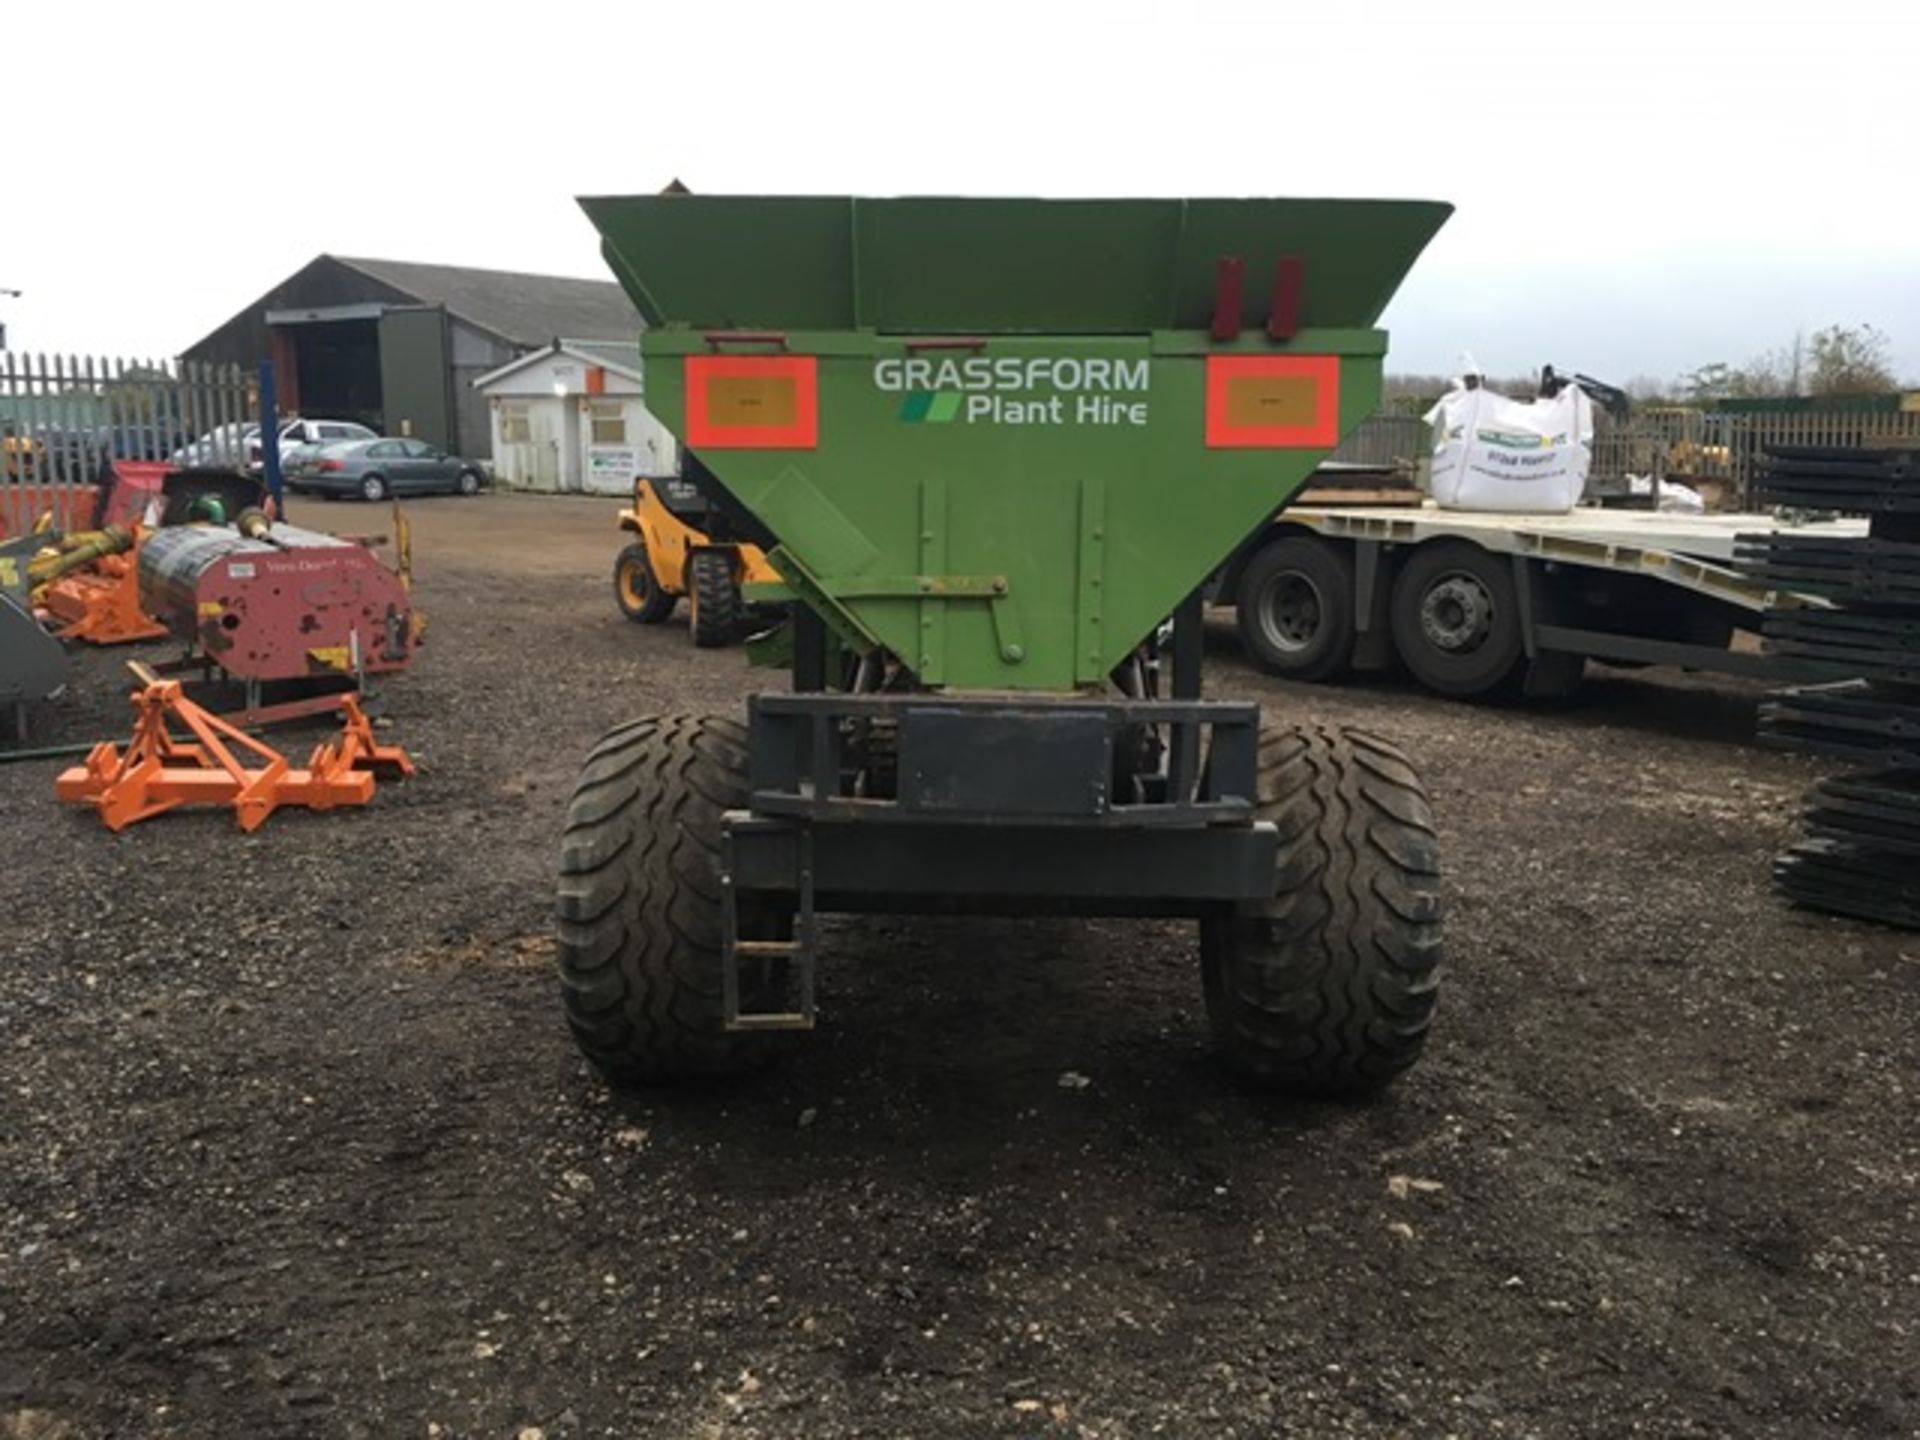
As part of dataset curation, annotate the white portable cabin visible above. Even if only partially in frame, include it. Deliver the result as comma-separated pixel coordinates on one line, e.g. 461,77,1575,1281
472,340,678,494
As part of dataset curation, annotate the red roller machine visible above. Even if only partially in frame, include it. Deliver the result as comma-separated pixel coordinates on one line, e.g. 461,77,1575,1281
137,511,418,724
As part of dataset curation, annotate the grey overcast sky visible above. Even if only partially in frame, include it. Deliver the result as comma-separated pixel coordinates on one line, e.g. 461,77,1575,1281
5,0,1916,383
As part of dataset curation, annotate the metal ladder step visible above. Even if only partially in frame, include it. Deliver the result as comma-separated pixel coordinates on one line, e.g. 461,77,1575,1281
720,820,817,1031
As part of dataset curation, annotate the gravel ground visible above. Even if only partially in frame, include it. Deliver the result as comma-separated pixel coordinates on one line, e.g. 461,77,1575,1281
2,493,1915,1439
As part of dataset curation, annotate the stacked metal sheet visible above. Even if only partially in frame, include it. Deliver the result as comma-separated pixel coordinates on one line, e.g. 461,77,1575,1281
1740,445,1920,928
1774,772,1920,929
1760,680,1920,768
1763,609,1920,683
1732,532,1920,604
1751,446,1920,517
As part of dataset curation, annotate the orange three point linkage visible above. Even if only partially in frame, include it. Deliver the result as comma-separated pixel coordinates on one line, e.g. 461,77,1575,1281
55,681,411,832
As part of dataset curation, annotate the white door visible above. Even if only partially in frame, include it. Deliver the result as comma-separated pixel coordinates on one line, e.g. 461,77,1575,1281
495,400,542,488
529,403,562,490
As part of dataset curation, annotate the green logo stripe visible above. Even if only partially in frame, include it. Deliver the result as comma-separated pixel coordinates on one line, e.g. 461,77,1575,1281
900,390,962,423
1477,427,1549,450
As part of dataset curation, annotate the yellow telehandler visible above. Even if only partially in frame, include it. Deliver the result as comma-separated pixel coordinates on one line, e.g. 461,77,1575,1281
612,475,780,648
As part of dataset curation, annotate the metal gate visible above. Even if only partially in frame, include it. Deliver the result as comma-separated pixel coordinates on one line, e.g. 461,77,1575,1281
1591,405,1920,505
1,352,253,537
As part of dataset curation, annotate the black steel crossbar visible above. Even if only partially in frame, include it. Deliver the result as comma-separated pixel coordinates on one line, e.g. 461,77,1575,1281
747,692,1262,828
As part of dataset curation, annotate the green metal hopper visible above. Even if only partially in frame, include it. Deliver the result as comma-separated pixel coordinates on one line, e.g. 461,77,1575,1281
580,195,1450,691
557,194,1452,1101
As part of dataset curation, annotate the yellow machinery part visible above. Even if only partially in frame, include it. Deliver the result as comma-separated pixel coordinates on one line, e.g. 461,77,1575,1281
739,540,779,587
615,478,774,593
28,526,135,597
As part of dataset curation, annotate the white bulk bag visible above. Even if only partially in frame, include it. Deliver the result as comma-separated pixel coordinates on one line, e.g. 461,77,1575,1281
1423,383,1594,513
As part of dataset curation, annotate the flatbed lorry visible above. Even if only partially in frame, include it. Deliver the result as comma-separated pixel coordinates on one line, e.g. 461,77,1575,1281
1218,503,1869,699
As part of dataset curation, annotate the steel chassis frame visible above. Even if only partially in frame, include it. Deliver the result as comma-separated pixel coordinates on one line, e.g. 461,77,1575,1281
717,595,1279,1029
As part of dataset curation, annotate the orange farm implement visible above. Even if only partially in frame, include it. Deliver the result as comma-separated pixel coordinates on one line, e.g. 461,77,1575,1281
33,525,168,644
56,675,414,831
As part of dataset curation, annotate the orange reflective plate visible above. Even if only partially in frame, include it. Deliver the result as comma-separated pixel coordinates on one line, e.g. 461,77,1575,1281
1204,355,1340,449
685,356,818,449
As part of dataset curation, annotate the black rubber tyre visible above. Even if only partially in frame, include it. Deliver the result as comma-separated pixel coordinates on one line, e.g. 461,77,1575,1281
456,468,483,496
1235,534,1356,681
555,715,788,1084
1389,540,1525,698
613,542,676,624
359,473,389,503
1201,720,1444,1097
688,549,739,649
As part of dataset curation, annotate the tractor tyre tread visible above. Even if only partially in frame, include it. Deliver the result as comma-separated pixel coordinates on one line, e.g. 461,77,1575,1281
1201,720,1444,1097
614,542,676,624
555,714,778,1084
689,549,739,649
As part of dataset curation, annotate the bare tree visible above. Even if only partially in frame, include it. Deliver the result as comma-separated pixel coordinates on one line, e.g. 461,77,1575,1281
1680,362,1771,403
1807,324,1896,396
1681,347,1798,403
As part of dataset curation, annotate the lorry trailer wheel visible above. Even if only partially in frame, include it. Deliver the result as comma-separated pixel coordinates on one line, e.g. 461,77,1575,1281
613,542,676,623
555,714,788,1084
1200,721,1443,1097
1234,534,1356,681
689,549,739,648
1389,540,1525,698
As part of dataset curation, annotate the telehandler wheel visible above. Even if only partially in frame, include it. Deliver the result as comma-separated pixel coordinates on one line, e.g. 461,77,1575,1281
555,715,788,1084
1201,721,1444,1098
613,542,676,624
1235,534,1356,681
689,549,739,648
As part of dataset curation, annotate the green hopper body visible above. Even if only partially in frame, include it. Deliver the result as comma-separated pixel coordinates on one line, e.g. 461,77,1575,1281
579,195,1450,692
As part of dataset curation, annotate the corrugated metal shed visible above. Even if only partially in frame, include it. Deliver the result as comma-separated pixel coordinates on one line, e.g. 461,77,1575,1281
182,255,641,364
177,255,646,462
329,258,642,348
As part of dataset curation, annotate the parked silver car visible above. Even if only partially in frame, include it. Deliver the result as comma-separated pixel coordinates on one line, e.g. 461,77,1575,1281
287,438,487,501
169,420,259,469
273,418,377,469
173,417,376,471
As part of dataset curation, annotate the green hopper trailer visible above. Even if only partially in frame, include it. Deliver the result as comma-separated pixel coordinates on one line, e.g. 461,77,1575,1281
561,194,1452,1096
